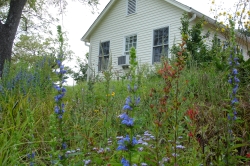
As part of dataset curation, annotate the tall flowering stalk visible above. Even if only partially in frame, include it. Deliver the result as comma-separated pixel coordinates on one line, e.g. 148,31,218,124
225,20,240,165
117,47,139,165
227,20,240,121
50,25,68,164
103,55,113,140
157,39,185,165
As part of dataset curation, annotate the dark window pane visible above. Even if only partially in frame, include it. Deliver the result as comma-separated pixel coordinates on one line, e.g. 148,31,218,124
153,45,168,62
98,56,109,71
154,30,158,39
99,41,110,56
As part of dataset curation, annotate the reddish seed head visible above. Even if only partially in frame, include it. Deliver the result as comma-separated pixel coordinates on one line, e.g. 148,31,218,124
188,131,194,137
186,109,198,120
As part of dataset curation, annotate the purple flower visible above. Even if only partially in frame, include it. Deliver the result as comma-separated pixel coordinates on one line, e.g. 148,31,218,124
122,117,134,126
232,69,238,75
123,104,132,110
62,142,67,149
54,93,65,102
119,113,134,126
132,137,138,145
54,84,61,91
119,113,129,119
123,97,132,110
57,60,61,66
121,158,130,166
27,152,35,159
232,85,238,94
62,87,66,93
55,106,59,114
117,135,138,151
125,97,131,105
234,76,240,83
135,97,140,105
234,57,239,62
117,136,129,151
231,98,238,105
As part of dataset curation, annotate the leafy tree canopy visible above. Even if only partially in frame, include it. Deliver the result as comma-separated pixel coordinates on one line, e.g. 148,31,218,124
0,0,99,76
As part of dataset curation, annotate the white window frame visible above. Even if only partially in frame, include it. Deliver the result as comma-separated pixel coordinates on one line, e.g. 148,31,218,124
127,0,137,15
152,26,169,63
124,34,137,55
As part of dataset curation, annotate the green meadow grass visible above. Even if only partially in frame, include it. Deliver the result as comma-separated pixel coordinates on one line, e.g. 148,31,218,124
0,58,249,166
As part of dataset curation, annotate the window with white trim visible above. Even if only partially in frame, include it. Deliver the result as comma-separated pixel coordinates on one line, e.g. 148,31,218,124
153,27,169,63
98,41,110,71
125,35,137,55
127,0,136,15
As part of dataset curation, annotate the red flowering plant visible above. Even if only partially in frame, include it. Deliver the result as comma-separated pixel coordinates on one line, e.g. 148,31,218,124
147,38,187,165
185,107,198,140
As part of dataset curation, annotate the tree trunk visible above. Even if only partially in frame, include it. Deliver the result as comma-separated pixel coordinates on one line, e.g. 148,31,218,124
0,0,27,77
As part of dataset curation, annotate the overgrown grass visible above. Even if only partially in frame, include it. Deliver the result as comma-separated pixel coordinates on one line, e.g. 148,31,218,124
0,52,249,166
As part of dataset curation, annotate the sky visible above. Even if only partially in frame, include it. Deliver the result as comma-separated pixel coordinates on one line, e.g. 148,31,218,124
61,0,239,85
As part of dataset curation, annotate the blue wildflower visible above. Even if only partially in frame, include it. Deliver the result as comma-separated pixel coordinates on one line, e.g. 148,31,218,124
55,106,60,114
54,93,65,102
62,87,66,93
121,117,134,126
117,136,129,151
123,97,132,110
234,57,239,62
232,85,238,94
121,158,130,166
132,137,138,145
232,68,238,75
62,142,67,149
125,97,131,105
231,98,238,105
57,60,61,66
54,84,61,91
117,135,137,151
135,97,140,105
117,143,127,151
123,104,132,110
27,152,35,159
119,113,129,119
119,113,134,126
58,155,63,160
234,76,240,83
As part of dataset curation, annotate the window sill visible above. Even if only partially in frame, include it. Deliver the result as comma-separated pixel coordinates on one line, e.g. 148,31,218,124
126,13,137,17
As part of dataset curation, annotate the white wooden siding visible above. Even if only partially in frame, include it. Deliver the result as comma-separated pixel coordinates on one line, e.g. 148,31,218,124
89,0,184,74
88,0,249,76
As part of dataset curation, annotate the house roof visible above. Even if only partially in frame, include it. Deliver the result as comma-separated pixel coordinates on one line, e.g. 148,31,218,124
80,0,223,43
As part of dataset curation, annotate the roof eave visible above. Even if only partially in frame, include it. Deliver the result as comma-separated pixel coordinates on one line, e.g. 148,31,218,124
164,0,191,12
81,0,116,42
